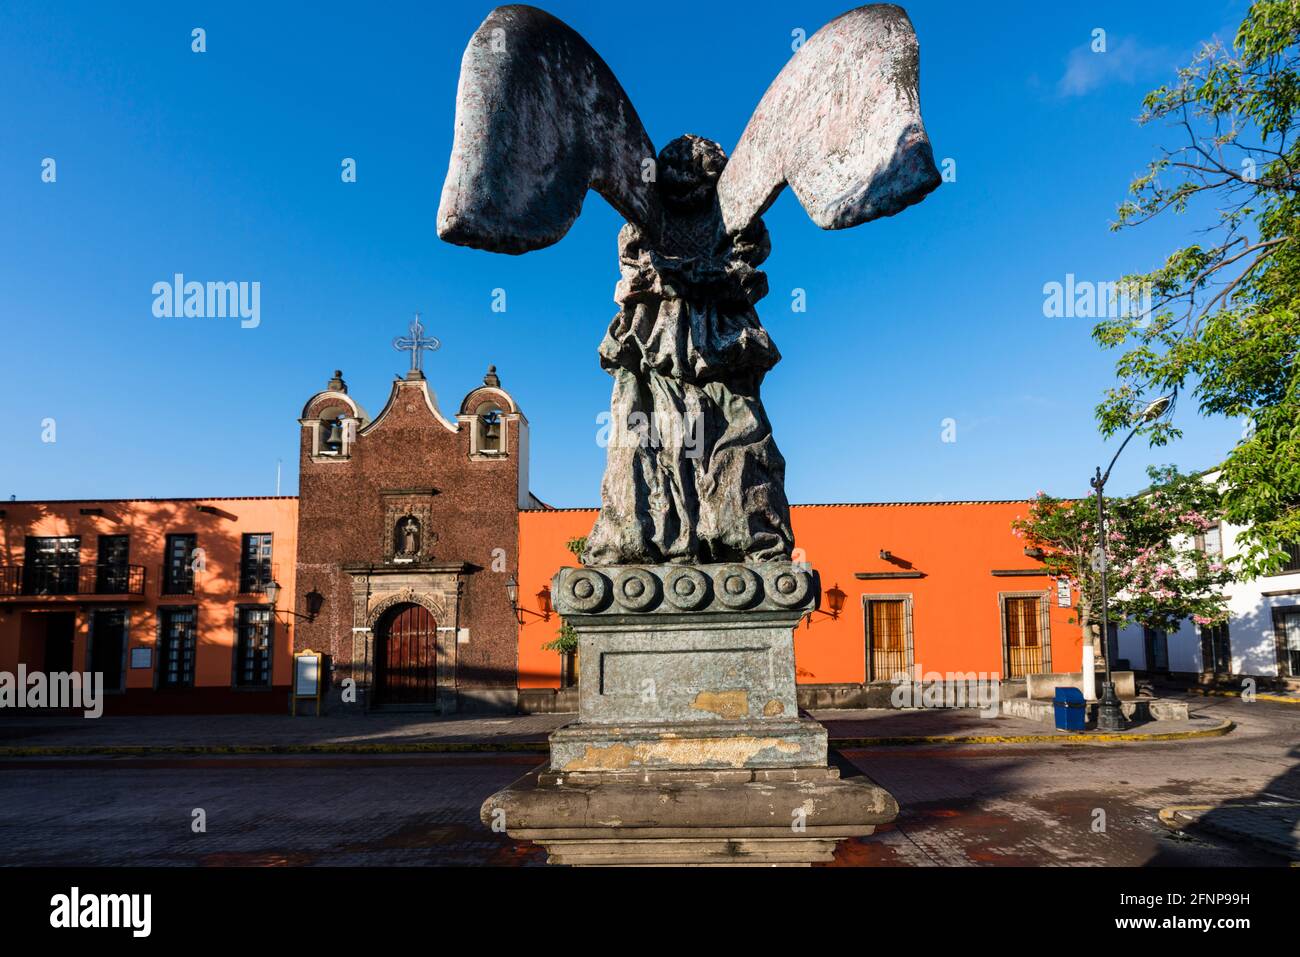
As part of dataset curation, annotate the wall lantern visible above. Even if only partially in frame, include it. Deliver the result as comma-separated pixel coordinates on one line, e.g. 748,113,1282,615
804,582,846,628
265,580,322,622
507,576,552,624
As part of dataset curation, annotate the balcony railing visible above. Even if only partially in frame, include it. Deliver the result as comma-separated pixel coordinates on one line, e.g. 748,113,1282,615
0,563,147,598
160,565,195,596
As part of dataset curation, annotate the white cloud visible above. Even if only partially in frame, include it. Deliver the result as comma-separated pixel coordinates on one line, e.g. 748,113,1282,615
1057,36,1170,98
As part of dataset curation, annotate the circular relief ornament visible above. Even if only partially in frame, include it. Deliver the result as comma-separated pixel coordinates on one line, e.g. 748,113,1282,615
714,564,760,608
664,566,710,611
614,567,660,612
761,565,812,608
562,569,609,613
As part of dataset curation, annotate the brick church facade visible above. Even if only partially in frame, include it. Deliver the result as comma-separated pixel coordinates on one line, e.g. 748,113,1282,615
293,364,539,713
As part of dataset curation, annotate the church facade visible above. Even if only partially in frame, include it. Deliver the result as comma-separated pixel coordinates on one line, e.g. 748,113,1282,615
292,362,537,713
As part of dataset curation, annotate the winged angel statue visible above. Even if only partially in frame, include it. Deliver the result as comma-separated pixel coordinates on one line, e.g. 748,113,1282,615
438,4,940,567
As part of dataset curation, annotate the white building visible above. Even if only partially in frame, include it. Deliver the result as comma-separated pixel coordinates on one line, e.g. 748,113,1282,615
1114,507,1300,687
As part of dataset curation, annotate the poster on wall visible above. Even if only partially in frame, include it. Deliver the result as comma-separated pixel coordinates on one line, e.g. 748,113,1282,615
292,649,325,717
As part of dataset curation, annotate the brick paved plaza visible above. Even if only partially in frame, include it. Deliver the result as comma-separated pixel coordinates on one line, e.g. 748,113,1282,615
0,695,1294,867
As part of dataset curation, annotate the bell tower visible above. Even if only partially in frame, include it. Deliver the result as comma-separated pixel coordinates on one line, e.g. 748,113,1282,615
293,315,533,716
298,370,368,461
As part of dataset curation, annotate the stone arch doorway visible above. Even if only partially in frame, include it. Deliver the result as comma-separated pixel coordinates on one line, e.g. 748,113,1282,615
374,602,438,706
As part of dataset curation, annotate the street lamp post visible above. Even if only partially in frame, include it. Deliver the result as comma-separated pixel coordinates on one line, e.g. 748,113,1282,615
1091,394,1174,732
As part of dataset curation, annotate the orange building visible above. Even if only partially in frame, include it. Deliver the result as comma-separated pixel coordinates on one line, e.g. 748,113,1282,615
518,503,1081,708
0,497,298,713
0,493,1081,714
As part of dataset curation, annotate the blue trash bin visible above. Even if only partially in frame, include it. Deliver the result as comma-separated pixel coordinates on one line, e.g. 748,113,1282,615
1053,687,1086,731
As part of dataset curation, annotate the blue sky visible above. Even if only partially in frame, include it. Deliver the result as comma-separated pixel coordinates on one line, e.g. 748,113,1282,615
0,0,1251,506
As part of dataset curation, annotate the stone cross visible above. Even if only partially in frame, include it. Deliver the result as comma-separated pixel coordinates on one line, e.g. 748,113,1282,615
393,313,440,375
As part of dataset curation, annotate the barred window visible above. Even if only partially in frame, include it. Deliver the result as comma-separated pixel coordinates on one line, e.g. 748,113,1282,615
239,534,273,594
163,534,196,595
158,607,196,688
235,606,273,687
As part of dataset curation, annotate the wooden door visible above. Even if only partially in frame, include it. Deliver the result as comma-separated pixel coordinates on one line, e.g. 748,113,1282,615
1004,596,1044,678
376,604,437,705
867,599,909,681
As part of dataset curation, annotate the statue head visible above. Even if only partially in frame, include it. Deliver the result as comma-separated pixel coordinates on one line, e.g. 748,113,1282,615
657,135,726,212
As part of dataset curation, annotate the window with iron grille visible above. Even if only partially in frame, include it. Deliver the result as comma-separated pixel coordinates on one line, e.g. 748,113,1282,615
163,534,196,595
239,534,273,594
1195,524,1223,558
1274,607,1300,678
158,607,196,688
96,535,130,593
1002,594,1049,678
1279,541,1300,574
23,536,80,595
865,597,911,682
235,606,273,687
1200,621,1232,675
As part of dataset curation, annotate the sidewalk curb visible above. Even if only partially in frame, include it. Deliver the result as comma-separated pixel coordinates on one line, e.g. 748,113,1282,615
1159,801,1300,861
0,719,1235,757
0,741,552,757
831,719,1235,748
1182,687,1300,705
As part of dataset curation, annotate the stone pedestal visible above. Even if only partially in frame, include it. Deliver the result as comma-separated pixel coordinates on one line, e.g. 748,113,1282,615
482,563,899,865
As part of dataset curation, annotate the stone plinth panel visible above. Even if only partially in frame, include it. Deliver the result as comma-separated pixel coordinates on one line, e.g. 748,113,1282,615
548,562,821,770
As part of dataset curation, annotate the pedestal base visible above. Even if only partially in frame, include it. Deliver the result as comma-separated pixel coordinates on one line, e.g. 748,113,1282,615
548,717,828,771
483,763,898,866
484,562,897,865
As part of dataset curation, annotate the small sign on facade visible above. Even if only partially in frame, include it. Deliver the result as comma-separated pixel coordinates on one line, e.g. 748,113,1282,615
1056,578,1071,607
292,649,325,716
129,647,152,669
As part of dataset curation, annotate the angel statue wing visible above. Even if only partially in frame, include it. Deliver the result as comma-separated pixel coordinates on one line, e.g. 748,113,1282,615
436,4,659,255
717,4,941,235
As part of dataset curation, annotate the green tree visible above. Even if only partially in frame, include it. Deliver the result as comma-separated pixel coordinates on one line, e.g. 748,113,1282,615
1012,468,1233,659
1095,0,1300,576
542,536,587,656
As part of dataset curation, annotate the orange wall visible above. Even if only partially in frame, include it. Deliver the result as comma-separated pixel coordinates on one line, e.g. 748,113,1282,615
788,502,1079,682
517,509,597,688
518,503,1082,688
0,498,298,694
